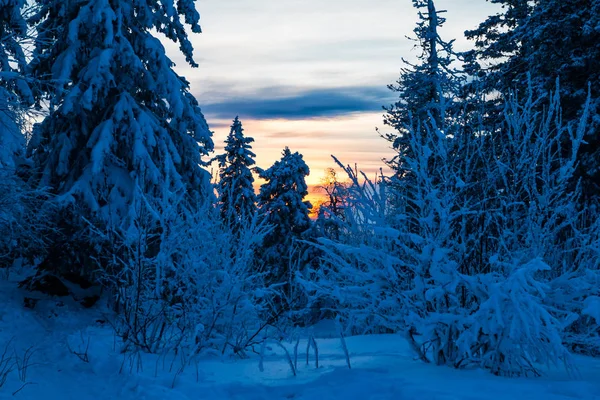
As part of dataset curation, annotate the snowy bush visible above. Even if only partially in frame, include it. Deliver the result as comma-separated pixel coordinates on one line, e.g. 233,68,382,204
99,188,277,357
300,86,594,376
487,86,598,359
298,160,406,336
555,216,600,356
0,172,53,269
457,258,572,377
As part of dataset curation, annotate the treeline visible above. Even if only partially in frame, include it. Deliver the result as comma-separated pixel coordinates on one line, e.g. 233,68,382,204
0,0,598,378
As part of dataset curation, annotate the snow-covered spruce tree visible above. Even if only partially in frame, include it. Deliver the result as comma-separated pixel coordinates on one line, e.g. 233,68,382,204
26,0,213,277
465,0,600,200
257,147,312,300
0,0,33,170
370,2,478,364
383,0,463,173
215,117,257,233
0,0,52,269
523,1,600,202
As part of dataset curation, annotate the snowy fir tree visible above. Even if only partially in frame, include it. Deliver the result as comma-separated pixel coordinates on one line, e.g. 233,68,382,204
381,0,469,247
0,0,33,170
257,147,312,284
383,0,462,174
0,0,52,269
26,0,214,275
215,116,257,233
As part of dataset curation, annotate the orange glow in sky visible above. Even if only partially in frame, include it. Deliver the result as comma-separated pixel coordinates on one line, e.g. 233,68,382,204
209,112,394,188
208,112,395,208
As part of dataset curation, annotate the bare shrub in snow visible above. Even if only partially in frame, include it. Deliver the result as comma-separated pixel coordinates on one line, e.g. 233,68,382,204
0,339,37,395
67,332,91,363
97,187,277,358
0,340,15,388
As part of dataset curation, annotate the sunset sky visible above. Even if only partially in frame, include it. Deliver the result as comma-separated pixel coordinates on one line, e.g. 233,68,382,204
164,0,499,203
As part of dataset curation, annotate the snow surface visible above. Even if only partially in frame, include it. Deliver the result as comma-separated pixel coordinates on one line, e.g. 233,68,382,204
0,275,598,400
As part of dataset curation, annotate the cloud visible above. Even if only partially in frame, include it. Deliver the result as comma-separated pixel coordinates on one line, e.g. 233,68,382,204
201,86,395,120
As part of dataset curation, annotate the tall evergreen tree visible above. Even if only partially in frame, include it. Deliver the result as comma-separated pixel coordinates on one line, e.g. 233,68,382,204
257,147,312,282
0,0,33,169
465,0,600,199
383,0,462,175
382,0,464,236
216,116,257,232
26,0,213,274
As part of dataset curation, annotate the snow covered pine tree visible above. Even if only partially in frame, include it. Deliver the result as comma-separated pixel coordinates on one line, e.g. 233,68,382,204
26,0,213,277
0,0,51,269
0,0,33,170
216,116,257,233
257,147,312,293
383,0,462,172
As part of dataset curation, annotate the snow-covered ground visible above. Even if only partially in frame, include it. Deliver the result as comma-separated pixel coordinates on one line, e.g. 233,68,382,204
0,275,598,400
